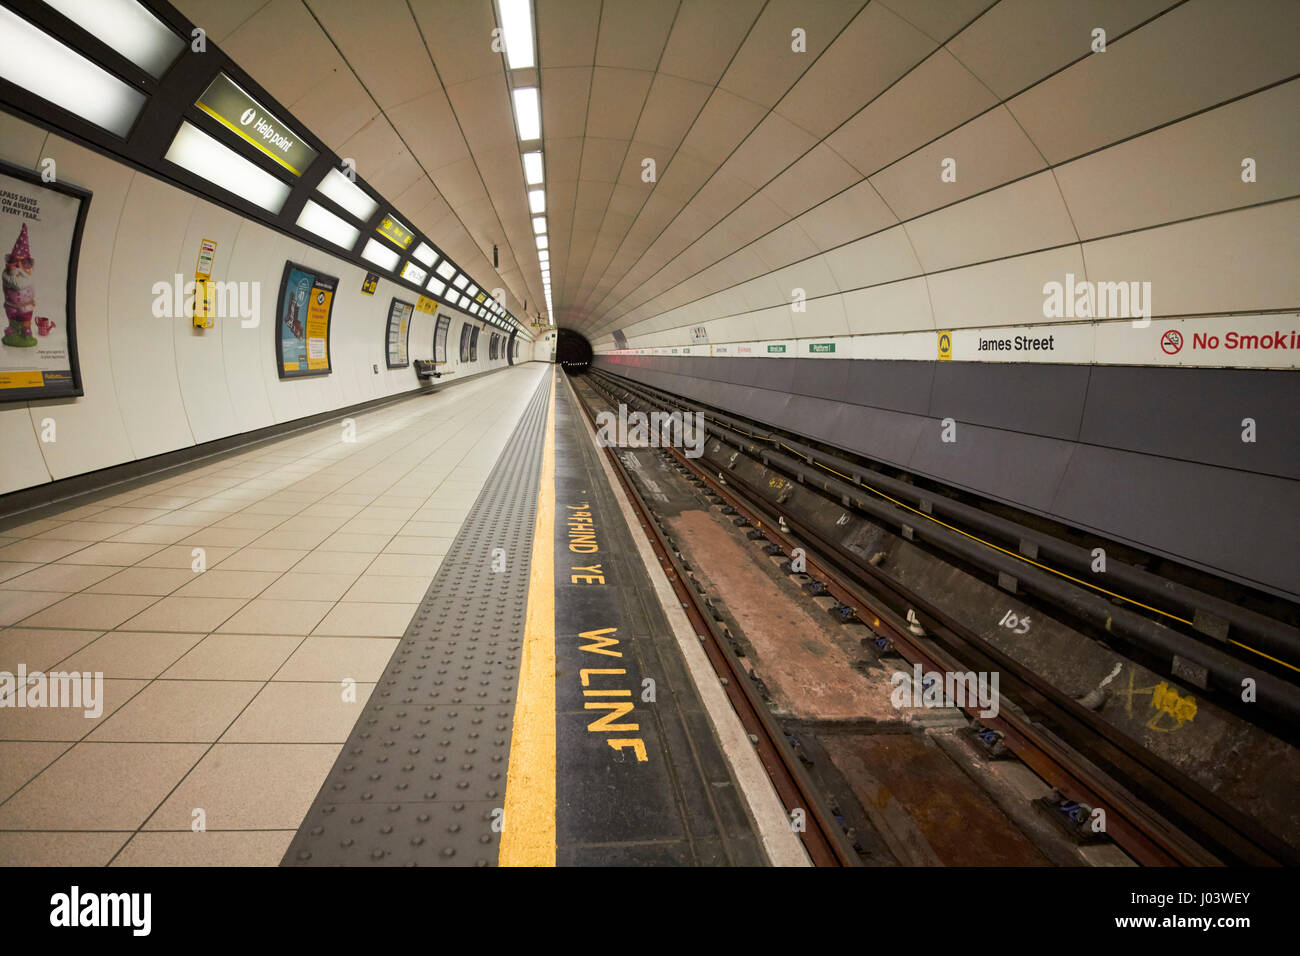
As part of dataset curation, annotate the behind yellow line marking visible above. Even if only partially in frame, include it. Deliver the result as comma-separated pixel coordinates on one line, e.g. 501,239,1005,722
500,374,558,866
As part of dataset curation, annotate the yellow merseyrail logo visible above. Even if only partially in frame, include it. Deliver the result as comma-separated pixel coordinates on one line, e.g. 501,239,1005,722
938,330,953,361
499,375,558,866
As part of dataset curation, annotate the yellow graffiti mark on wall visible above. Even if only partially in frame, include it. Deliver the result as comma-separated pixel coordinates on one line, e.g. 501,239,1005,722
1149,681,1198,731
1116,669,1198,733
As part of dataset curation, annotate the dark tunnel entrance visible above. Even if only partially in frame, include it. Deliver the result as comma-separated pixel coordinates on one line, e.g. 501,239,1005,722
556,328,593,371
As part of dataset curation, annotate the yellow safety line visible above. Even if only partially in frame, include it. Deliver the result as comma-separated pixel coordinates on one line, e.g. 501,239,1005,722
701,414,1299,675
499,372,558,865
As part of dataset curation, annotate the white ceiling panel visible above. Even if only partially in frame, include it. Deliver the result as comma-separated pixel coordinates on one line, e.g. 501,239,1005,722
191,1,1295,336
1007,0,1300,165
1055,80,1300,241
868,105,1045,222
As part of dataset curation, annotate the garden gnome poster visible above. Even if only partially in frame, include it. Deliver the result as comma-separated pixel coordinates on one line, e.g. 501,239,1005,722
0,167,84,399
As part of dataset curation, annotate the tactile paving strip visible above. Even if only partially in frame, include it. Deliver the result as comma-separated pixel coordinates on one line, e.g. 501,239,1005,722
283,372,552,866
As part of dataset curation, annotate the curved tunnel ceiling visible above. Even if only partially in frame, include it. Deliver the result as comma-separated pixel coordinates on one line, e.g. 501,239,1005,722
175,0,1300,343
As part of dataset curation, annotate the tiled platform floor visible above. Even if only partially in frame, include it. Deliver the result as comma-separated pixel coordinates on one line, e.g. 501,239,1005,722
0,364,546,866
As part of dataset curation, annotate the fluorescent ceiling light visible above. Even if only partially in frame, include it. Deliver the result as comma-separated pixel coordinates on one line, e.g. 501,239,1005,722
459,294,471,308
0,7,147,137
499,0,535,70
532,217,547,235
522,151,544,185
512,87,540,141
401,261,428,285
436,260,456,280
316,167,378,222
360,237,400,272
165,122,290,212
453,273,470,289
467,283,479,297
412,242,437,267
42,0,184,78
427,277,447,296
538,250,549,262
528,189,545,213
296,199,360,249
536,235,548,250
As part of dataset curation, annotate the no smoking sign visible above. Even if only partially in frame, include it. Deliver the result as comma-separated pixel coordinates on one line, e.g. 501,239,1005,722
1160,329,1183,355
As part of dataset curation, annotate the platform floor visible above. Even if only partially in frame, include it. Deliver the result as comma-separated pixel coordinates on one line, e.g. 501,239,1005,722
284,368,766,865
0,365,546,865
0,364,770,866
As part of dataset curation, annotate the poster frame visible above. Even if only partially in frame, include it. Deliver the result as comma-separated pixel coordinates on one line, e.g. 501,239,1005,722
0,159,90,403
274,260,337,380
433,312,451,363
385,295,414,370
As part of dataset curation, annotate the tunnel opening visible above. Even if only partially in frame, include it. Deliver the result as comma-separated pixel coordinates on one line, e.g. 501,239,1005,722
556,327,593,371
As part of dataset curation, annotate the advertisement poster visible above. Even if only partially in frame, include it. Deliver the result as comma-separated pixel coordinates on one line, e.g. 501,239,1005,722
433,312,451,363
386,297,413,369
0,163,89,401
275,261,336,378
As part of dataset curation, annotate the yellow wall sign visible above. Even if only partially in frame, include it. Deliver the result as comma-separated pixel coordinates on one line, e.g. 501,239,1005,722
376,215,414,249
193,239,218,328
415,296,436,315
938,330,953,361
195,238,217,281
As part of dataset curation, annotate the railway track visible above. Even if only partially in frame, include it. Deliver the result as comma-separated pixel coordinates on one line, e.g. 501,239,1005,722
574,367,1300,868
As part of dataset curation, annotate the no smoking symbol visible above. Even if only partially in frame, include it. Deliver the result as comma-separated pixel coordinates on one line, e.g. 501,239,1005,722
1160,330,1183,355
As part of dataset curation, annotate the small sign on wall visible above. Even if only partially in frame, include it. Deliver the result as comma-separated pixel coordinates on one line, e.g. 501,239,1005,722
937,330,953,361
194,239,217,281
361,271,379,296
193,238,217,329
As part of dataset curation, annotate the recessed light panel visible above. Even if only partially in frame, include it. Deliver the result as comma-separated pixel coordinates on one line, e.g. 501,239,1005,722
165,121,291,212
296,199,360,249
42,0,184,77
0,7,146,136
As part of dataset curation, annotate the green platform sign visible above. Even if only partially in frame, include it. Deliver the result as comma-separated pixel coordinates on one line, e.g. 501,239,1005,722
195,74,317,176
809,342,836,353
767,344,786,353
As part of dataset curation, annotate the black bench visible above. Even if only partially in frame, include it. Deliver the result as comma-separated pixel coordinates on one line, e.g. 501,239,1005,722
414,360,444,381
